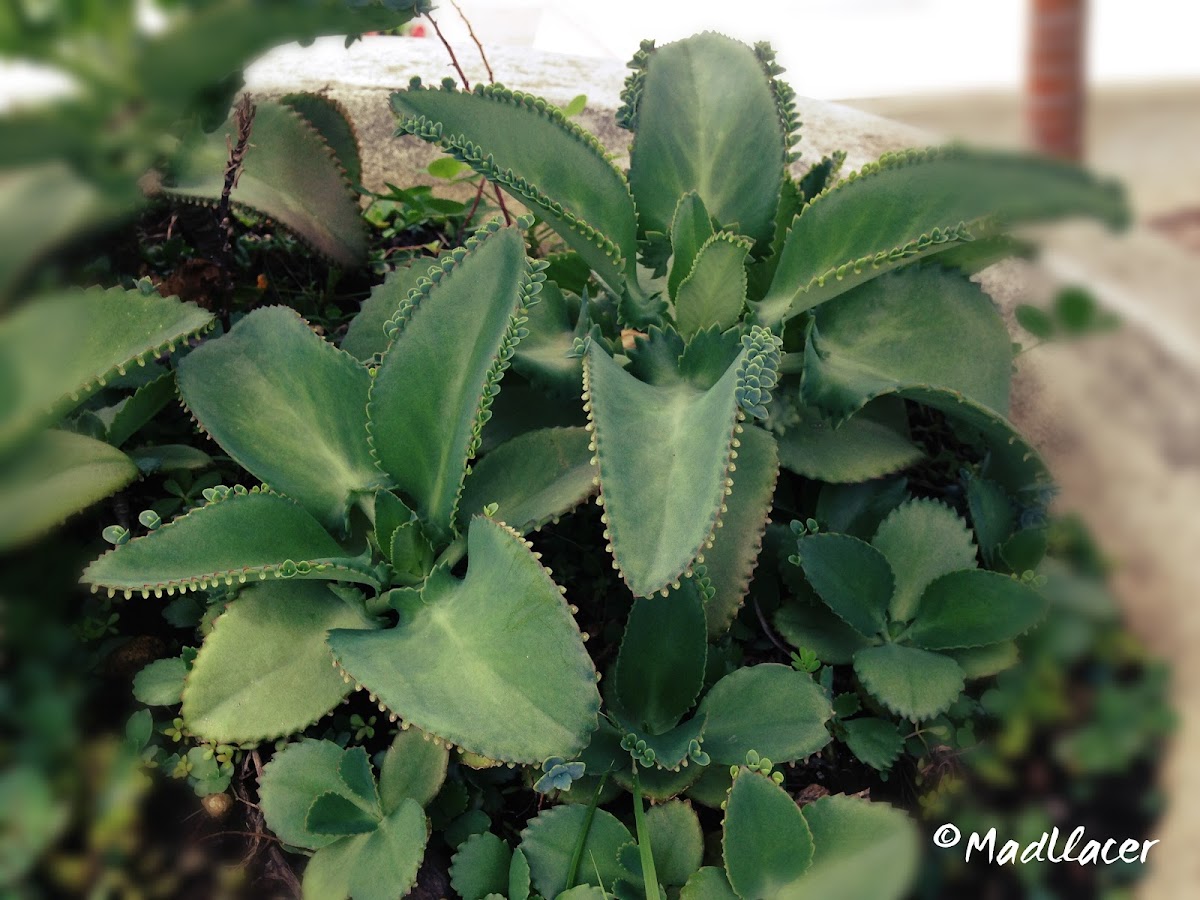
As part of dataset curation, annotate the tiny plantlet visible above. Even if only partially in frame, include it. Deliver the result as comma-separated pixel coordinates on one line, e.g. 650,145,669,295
47,26,1152,900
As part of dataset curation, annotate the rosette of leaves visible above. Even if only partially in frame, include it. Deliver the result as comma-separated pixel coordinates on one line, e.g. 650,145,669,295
779,499,1045,724
0,283,215,549
257,729,449,898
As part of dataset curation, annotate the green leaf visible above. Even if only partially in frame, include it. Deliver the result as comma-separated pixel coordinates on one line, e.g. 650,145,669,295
627,33,786,248
391,84,638,291
306,792,379,836
451,832,512,900
177,305,383,535
181,582,377,744
699,426,779,636
127,443,212,475
801,267,1013,421
774,600,872,666
841,718,904,772
280,92,364,187
853,644,964,721
373,490,415,560
167,101,366,266
757,146,1127,324
82,491,377,596
772,397,922,484
100,370,176,448
907,570,1044,650
722,770,813,899
645,800,703,886
681,867,738,900
562,94,588,117
584,338,766,597
259,739,357,851
300,797,427,900
815,478,909,541
379,727,450,812
871,498,978,622
794,534,894,639
520,804,632,897
0,430,137,550
457,427,597,535
510,848,532,900
615,582,708,735
668,192,715,300
336,746,381,815
341,251,449,361
133,657,187,707
1000,527,1048,574
510,281,591,397
0,286,213,456
674,233,752,337
1015,304,1056,340
946,641,1019,680
965,474,1015,566
697,664,833,765
779,796,919,900
328,517,600,764
367,223,534,542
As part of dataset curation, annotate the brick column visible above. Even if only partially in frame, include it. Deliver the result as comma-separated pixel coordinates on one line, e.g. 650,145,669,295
1028,0,1087,160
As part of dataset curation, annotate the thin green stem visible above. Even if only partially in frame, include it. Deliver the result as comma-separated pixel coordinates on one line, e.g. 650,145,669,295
631,765,660,899
565,772,608,890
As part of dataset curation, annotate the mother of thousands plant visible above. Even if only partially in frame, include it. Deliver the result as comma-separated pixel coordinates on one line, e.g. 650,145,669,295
84,31,1127,899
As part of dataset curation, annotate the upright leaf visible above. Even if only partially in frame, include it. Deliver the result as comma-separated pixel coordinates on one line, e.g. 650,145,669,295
626,33,787,247
177,306,384,534
379,728,450,812
674,233,752,337
392,84,638,291
722,770,813,899
328,517,600,764
368,223,537,542
757,146,1128,324
871,498,978,622
668,192,715,300
341,251,449,361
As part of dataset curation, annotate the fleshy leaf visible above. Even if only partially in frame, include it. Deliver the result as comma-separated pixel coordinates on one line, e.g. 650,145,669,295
300,797,427,900
0,286,213,456
681,866,738,900
801,267,1013,421
627,33,786,247
82,490,381,597
306,792,379,836
779,796,919,900
451,832,512,900
841,718,904,772
133,657,186,707
770,396,923,483
259,739,357,851
674,232,752,337
181,582,377,744
0,430,137,550
946,641,1020,679
853,644,964,721
176,306,383,535
280,92,363,187
457,427,597,535
615,581,708,735
99,370,176,448
511,281,592,397
774,600,873,666
871,498,978,622
584,333,777,597
699,426,779,636
645,800,704,886
367,222,535,542
722,769,814,898
391,83,638,292
757,146,1128,324
379,727,450,813
341,251,449,361
328,517,600,764
166,101,367,266
794,534,894,639
697,664,832,765
668,192,715,300
520,804,632,897
906,569,1045,650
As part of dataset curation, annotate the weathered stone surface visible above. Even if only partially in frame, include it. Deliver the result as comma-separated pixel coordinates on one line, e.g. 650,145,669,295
249,37,1195,894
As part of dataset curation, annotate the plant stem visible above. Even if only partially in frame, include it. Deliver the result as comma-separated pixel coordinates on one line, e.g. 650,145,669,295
565,772,608,889
631,765,660,900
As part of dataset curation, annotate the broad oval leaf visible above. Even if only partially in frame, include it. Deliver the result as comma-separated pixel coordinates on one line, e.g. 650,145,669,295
841,718,905,773
853,644,965,721
697,664,833,765
871,498,979,622
392,84,638,291
259,739,356,851
368,222,534,542
795,534,894,639
451,832,512,900
379,727,449,813
520,804,632,898
722,770,813,899
177,306,383,534
674,232,751,337
328,517,600,764
907,569,1045,650
758,146,1127,324
300,797,427,900
181,582,378,744
627,33,787,247
681,866,738,900
167,101,367,266
645,800,704,886
774,600,873,666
